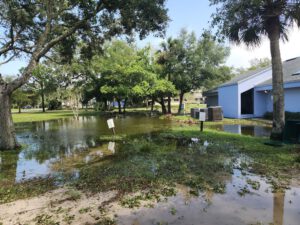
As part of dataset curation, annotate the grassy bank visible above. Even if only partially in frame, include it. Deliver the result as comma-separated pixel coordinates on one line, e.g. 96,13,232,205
12,109,152,123
160,114,272,126
12,110,100,123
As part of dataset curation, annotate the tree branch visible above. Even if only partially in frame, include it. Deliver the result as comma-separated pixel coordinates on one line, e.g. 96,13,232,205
6,1,104,93
0,54,15,65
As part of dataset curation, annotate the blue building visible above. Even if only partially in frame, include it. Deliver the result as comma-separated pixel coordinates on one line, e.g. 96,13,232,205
205,57,300,118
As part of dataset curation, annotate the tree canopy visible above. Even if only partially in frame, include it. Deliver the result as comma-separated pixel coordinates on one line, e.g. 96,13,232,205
158,29,232,113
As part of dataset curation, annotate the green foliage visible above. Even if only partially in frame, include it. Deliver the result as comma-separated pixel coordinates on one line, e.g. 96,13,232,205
11,88,31,112
235,58,271,75
48,99,62,110
158,29,232,112
93,40,175,111
210,0,300,45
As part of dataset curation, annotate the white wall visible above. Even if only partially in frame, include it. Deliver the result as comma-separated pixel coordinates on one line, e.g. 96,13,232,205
218,85,239,118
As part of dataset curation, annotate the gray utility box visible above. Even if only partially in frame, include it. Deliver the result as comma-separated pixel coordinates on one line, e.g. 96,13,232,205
190,108,209,121
190,108,200,119
195,108,209,121
191,107,223,121
208,106,223,121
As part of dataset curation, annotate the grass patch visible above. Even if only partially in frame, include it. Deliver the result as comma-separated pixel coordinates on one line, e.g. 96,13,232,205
12,110,103,123
160,114,272,127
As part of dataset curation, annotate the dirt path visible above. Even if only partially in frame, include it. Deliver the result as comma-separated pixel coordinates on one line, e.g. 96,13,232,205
0,188,117,225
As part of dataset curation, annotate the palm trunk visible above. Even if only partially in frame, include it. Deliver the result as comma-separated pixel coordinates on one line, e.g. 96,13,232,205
178,91,184,114
0,90,19,150
268,23,285,141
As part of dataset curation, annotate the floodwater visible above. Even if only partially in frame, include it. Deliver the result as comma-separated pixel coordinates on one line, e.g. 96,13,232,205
0,115,299,225
1,115,176,182
115,170,300,225
0,116,272,182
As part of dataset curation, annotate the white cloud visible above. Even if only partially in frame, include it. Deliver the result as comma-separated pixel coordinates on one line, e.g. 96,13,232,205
226,27,300,68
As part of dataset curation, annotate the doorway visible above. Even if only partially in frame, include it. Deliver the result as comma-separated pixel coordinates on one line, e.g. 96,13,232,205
241,88,254,115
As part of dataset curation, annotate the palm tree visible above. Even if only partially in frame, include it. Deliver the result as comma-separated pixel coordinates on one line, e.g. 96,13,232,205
210,0,300,140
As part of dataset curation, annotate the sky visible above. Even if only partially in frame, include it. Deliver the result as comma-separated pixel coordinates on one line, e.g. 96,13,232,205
1,0,300,76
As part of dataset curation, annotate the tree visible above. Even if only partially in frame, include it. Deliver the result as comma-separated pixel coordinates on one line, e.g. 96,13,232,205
12,89,31,113
0,0,168,150
133,45,176,113
158,29,231,114
249,58,271,71
31,65,58,112
210,0,300,140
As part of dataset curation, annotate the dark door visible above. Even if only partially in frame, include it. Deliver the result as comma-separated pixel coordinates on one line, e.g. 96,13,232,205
241,88,254,114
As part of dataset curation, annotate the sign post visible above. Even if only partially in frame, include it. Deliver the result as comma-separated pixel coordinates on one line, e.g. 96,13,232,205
107,118,115,135
199,112,206,132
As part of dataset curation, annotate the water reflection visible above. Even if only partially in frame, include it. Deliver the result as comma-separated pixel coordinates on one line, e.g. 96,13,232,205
115,170,299,225
3,116,175,182
208,124,271,137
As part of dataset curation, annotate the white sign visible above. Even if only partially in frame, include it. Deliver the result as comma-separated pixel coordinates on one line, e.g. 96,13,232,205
199,112,206,121
107,118,115,129
108,141,115,153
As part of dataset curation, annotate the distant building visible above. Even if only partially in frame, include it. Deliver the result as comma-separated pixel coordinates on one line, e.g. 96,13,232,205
204,57,300,118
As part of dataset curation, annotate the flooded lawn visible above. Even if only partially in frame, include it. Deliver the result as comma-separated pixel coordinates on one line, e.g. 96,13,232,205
0,115,299,225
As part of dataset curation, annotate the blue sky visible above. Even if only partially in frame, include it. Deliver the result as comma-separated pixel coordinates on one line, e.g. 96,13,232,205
1,0,300,76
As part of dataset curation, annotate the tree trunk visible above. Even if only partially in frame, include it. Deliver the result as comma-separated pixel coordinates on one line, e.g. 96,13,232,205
178,92,185,114
117,99,122,114
167,96,171,114
151,97,155,113
160,97,167,114
41,83,45,113
18,106,21,114
268,22,285,141
167,74,171,114
103,99,108,111
123,98,127,114
0,90,19,150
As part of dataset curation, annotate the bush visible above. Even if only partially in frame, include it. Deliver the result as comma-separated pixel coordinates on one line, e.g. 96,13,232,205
264,111,300,120
48,99,62,110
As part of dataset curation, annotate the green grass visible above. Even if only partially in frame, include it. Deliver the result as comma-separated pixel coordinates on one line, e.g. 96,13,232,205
161,114,272,126
12,110,103,123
